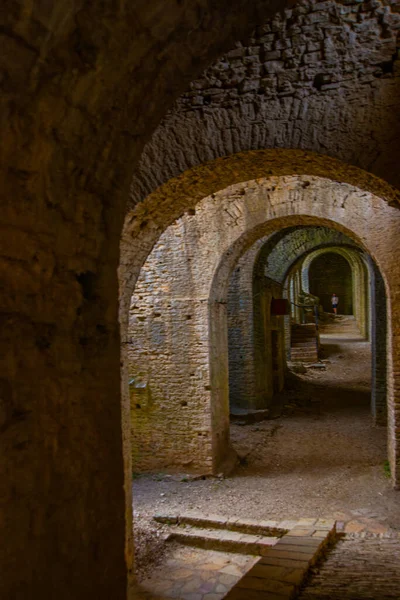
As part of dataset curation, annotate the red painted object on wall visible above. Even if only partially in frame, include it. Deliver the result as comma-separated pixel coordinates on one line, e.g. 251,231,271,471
271,298,290,315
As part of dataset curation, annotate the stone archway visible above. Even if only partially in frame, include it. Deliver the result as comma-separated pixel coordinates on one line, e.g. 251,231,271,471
124,171,400,486
301,246,370,336
226,227,359,411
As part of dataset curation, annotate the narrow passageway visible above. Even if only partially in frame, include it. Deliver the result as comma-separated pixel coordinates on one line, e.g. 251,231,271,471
132,317,400,599
133,316,399,546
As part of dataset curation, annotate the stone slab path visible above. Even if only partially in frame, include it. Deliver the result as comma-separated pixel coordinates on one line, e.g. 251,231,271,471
139,546,258,600
135,516,336,600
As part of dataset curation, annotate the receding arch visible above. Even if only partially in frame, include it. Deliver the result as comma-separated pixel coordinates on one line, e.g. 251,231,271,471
124,172,400,486
301,246,370,337
120,149,400,320
227,227,360,410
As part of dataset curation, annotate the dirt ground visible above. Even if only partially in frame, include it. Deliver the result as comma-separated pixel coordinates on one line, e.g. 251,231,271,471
133,319,400,573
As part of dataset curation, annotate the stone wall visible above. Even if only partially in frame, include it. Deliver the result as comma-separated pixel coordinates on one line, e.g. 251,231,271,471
370,259,388,425
127,174,400,480
3,1,400,597
128,219,215,473
301,246,370,337
133,0,400,200
227,239,266,410
1,1,298,596
265,227,358,283
227,237,286,411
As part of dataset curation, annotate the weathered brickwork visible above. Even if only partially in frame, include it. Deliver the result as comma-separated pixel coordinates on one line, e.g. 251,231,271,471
227,237,285,411
228,239,268,410
2,1,400,597
126,174,400,481
133,0,400,200
370,259,388,425
301,247,370,336
1,2,299,596
259,227,358,283
224,227,367,413
310,252,353,312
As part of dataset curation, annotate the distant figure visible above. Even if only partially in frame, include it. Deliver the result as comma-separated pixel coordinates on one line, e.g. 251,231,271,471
331,293,339,314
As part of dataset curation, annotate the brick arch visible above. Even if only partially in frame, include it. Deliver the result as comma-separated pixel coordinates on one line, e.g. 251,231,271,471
297,245,387,426
120,149,400,318
4,1,399,597
227,228,361,411
301,246,369,332
3,2,302,596
125,174,400,486
132,0,400,201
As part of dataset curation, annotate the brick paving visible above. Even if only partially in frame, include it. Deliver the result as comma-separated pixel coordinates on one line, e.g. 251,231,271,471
135,516,335,600
299,536,400,599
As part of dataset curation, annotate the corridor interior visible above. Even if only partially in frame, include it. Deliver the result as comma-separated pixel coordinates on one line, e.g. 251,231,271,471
3,1,400,598
129,222,400,599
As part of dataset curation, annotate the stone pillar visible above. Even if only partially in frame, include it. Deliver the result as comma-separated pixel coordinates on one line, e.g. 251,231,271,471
370,260,387,426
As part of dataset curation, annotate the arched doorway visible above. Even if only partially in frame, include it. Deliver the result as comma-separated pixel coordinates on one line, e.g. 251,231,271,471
309,252,353,315
122,167,400,485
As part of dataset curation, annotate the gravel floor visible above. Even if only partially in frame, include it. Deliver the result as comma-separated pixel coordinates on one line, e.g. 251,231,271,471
133,322,400,576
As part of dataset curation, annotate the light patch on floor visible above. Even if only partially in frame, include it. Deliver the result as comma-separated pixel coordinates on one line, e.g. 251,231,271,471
139,545,259,600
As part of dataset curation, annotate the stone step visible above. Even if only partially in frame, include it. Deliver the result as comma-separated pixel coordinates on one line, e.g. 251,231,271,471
154,514,337,600
166,526,280,555
154,514,290,537
291,356,319,363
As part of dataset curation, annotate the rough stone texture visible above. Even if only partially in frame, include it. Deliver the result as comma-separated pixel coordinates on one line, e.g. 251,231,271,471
227,238,285,411
225,227,370,412
1,1,299,597
370,259,388,425
120,149,400,327
133,0,400,201
2,1,400,597
126,174,400,479
261,227,358,284
301,246,370,337
128,217,215,472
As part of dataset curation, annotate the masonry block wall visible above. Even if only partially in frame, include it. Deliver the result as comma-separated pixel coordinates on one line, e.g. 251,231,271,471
133,0,400,200
227,239,266,410
3,1,310,595
128,220,215,473
253,277,286,406
127,173,400,482
264,227,358,283
228,236,286,412
301,247,370,337
370,259,388,426
3,0,400,596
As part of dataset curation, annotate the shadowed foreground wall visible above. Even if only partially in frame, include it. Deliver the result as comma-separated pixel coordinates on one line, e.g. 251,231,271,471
0,1,297,597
